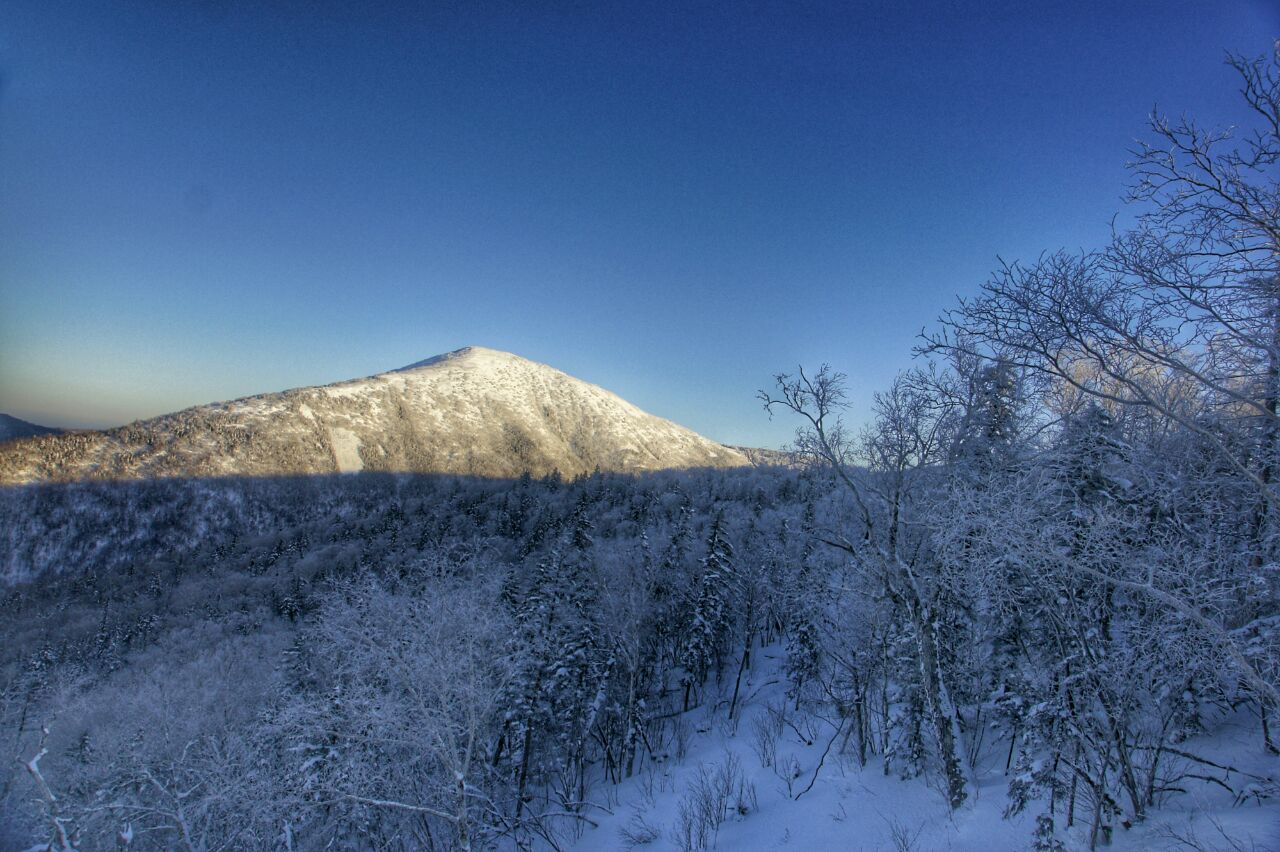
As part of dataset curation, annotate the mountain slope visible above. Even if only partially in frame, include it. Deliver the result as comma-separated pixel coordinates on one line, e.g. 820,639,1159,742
0,347,748,484
0,414,61,444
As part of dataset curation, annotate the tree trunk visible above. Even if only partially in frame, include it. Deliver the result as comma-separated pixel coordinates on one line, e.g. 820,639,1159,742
456,773,472,852
728,630,753,721
908,600,968,810
515,726,533,819
1262,701,1279,755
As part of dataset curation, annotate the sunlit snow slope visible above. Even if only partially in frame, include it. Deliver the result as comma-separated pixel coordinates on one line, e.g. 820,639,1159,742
0,348,748,484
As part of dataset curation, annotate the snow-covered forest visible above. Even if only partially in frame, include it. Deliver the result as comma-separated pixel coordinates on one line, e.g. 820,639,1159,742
3,43,1280,852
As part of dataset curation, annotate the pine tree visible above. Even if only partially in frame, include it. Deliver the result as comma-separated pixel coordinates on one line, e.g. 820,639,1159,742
953,359,1019,475
678,511,734,710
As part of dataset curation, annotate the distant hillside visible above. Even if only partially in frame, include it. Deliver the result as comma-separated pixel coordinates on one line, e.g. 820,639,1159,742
0,347,749,484
727,445,802,468
0,414,61,444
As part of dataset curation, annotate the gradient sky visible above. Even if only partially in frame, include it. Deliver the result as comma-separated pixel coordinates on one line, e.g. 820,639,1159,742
1,1,1276,447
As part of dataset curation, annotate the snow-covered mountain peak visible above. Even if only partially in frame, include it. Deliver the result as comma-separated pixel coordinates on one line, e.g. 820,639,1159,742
0,350,749,483
391,345,511,373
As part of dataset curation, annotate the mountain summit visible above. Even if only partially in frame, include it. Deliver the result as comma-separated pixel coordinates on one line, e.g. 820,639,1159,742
0,347,747,484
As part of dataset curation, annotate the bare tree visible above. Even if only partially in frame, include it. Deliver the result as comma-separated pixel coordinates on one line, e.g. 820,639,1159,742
924,44,1280,714
282,575,514,851
20,727,77,852
761,367,972,809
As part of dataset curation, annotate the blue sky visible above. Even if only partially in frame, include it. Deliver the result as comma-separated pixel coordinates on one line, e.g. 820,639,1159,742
1,1,1275,447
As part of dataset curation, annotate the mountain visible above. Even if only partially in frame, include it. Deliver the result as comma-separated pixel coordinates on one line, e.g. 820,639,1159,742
0,347,748,484
728,444,802,468
0,413,61,444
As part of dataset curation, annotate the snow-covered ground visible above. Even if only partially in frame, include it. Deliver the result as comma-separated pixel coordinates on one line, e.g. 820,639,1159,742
568,646,1279,851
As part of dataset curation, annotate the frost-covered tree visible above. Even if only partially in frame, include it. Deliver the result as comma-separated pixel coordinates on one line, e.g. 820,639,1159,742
679,511,735,711
762,367,973,809
278,575,513,851
927,45,1280,716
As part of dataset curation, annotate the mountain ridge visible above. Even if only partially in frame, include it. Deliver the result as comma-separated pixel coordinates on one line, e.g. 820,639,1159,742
0,413,61,444
0,347,749,484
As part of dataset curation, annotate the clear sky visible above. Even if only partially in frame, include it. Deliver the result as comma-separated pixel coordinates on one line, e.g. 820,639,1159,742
1,1,1275,447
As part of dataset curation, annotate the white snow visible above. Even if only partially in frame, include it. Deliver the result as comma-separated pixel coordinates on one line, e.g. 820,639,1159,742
567,647,1280,852
0,345,750,483
328,427,363,472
